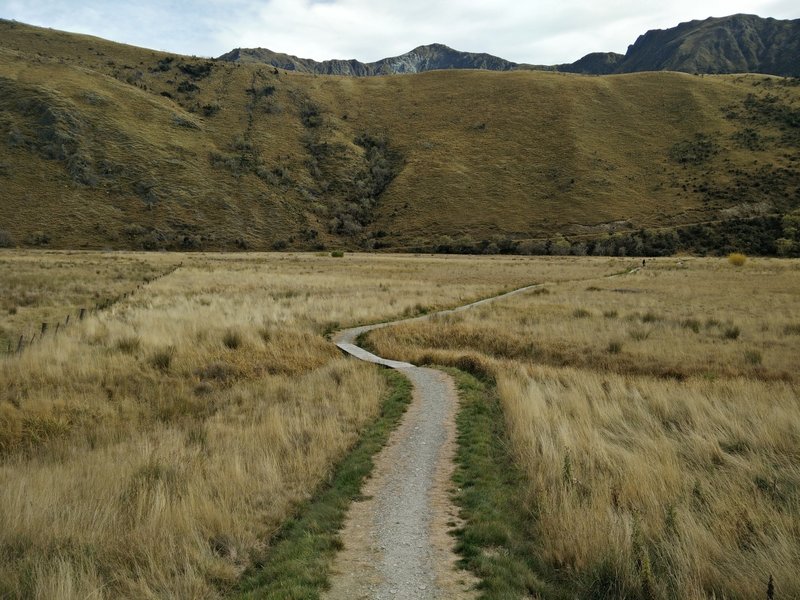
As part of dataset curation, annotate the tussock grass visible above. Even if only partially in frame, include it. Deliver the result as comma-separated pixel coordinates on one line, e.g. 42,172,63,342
0,251,178,353
369,257,800,381
367,256,800,597
497,365,800,598
237,371,411,598
0,251,542,598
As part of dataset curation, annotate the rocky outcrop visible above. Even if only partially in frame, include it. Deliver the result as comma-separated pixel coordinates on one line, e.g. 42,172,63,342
567,14,800,76
218,43,517,75
221,14,800,78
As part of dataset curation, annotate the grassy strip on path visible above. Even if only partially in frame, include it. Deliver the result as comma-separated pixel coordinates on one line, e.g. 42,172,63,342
236,370,412,600
448,368,566,600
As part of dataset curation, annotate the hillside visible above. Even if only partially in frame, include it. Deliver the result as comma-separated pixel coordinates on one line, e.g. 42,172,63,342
0,19,799,254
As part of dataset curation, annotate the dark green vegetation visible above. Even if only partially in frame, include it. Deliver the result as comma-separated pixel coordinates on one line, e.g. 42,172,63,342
451,367,652,599
0,19,799,255
237,370,411,600
449,369,558,598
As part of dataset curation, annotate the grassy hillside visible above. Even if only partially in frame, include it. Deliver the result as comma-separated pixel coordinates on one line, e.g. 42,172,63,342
1,20,799,253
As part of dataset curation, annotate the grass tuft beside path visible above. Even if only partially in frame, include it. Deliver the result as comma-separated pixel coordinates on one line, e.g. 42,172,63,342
236,370,412,599
448,369,563,600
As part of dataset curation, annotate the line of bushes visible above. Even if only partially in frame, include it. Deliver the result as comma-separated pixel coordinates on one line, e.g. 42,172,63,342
404,216,796,257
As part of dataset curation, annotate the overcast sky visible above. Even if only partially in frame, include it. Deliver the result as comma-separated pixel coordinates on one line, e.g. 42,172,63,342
1,0,797,64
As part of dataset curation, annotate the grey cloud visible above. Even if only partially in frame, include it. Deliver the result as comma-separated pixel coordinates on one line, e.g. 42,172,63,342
1,0,797,64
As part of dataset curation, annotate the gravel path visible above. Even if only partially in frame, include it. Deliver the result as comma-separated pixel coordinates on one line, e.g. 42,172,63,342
325,284,542,599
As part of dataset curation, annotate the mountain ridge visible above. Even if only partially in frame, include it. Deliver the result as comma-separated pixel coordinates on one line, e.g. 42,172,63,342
218,43,520,76
219,14,800,77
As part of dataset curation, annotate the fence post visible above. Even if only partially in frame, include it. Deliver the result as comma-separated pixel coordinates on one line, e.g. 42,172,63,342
55,323,60,336
79,308,86,320
41,322,48,336
65,314,70,326
17,335,24,353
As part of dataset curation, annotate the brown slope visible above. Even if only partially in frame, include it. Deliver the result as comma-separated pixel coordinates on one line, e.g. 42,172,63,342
0,20,799,252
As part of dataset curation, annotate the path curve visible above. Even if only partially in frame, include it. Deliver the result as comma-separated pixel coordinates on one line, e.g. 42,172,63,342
325,283,542,599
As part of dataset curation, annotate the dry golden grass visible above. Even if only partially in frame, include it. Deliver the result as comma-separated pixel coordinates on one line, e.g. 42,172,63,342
1,20,798,251
367,256,800,597
370,257,800,382
0,250,180,352
0,251,540,598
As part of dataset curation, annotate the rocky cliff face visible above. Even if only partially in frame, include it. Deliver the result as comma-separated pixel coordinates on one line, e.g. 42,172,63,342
616,14,800,75
217,43,517,75
558,52,623,75
568,14,800,76
220,14,800,77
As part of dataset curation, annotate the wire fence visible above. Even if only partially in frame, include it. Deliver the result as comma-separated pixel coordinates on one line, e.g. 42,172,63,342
1,265,180,358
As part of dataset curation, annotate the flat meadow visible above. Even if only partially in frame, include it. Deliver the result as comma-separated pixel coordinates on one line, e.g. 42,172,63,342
366,256,800,598
2,251,798,599
0,250,555,599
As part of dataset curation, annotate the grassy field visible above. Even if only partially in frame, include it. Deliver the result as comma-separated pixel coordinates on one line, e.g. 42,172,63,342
3,251,798,598
1,20,799,253
0,251,542,599
366,256,800,598
0,251,181,352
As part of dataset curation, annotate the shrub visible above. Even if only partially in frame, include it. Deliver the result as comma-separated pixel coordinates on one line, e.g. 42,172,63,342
201,103,220,117
784,324,800,335
603,309,618,319
0,229,14,248
629,328,651,341
300,102,322,128
177,61,213,79
607,340,623,354
177,80,199,93
154,57,174,72
26,231,50,246
149,346,175,371
669,133,719,165
728,253,747,266
744,350,762,365
195,361,236,381
572,308,591,318
115,336,141,354
321,322,340,338
223,329,242,349
641,311,662,323
330,250,344,258
171,114,200,129
723,325,741,340
681,318,701,333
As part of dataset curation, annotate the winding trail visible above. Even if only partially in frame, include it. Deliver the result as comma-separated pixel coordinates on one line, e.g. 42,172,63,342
324,283,542,599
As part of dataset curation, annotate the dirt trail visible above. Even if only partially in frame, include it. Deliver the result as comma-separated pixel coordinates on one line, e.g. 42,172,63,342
325,284,542,599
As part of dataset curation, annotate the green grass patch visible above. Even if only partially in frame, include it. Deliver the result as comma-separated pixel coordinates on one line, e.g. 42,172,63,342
447,368,564,599
236,370,412,599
